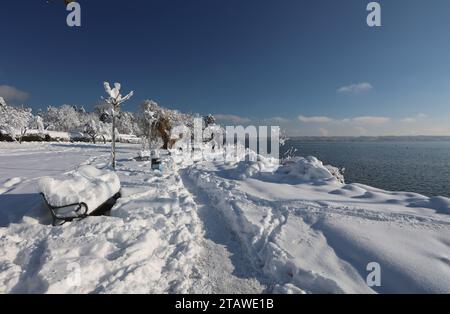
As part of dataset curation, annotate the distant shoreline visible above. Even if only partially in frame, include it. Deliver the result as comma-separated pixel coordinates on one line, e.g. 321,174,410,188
286,136,450,142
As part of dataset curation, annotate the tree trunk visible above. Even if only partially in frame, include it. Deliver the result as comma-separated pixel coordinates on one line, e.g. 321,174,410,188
112,115,116,170
19,128,27,144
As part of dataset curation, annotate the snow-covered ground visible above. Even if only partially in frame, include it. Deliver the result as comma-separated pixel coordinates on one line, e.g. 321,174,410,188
0,142,449,293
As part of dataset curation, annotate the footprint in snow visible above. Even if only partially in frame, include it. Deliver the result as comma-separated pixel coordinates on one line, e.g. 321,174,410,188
0,177,23,194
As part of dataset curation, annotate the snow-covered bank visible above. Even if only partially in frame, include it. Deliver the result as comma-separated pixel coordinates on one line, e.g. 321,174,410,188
185,153,450,293
0,142,450,293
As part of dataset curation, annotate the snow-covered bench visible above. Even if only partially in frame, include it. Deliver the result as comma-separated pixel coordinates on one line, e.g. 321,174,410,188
38,166,121,226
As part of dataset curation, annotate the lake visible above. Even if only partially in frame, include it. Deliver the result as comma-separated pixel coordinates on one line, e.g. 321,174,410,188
282,139,450,197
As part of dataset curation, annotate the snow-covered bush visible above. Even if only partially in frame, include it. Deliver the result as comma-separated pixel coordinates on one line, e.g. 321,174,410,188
276,156,342,182
225,151,345,184
232,151,280,179
324,164,345,184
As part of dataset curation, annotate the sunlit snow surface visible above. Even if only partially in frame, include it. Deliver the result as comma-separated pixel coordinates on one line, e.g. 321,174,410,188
0,142,449,293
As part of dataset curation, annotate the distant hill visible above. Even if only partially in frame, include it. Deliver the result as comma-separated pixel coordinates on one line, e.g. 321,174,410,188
288,136,450,142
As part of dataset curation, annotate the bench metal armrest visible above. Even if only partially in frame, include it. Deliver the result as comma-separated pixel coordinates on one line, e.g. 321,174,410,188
40,193,89,226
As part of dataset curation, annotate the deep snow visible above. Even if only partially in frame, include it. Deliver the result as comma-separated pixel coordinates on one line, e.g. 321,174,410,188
0,142,450,293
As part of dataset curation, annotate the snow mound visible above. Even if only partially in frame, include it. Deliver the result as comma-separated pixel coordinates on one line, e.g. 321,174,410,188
226,152,344,184
276,156,343,183
410,196,450,215
38,165,120,214
232,152,280,179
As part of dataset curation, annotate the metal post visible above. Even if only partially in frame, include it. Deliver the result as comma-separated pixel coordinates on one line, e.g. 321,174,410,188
112,113,116,170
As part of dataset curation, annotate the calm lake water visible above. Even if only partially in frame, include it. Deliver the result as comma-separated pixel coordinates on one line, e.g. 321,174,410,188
282,139,450,197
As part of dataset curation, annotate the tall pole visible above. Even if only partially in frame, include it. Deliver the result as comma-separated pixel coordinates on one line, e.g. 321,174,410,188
112,112,116,170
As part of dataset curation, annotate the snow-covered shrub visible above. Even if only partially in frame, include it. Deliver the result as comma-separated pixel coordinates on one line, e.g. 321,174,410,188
324,164,345,184
232,151,280,179
276,156,341,182
226,153,344,183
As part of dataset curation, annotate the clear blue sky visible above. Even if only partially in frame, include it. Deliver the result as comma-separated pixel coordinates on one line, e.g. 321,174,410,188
1,0,450,136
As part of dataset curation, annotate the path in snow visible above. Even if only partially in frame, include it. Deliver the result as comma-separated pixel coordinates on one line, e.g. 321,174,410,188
181,171,266,294
0,143,268,293
0,146,205,293
186,160,450,293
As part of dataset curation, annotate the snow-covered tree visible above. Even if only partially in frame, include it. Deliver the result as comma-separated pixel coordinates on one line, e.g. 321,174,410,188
83,115,101,144
77,106,86,114
98,121,112,144
95,102,113,124
0,104,9,136
43,105,81,132
204,114,216,128
136,99,196,149
102,82,134,169
116,111,136,135
0,103,33,143
31,115,45,134
0,97,6,107
15,107,33,143
138,100,158,149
